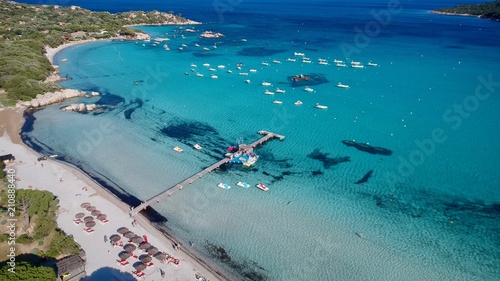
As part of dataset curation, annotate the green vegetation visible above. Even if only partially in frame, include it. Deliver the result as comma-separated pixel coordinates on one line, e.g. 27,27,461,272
435,0,500,21
0,0,188,102
0,261,56,280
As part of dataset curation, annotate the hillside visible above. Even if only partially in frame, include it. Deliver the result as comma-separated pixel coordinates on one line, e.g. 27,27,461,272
433,0,500,21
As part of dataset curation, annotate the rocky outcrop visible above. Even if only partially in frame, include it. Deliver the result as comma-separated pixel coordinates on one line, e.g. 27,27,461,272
61,103,98,112
17,89,100,108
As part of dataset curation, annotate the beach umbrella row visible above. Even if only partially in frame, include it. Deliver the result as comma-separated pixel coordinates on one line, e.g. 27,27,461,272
139,242,151,250
97,214,107,220
147,247,159,255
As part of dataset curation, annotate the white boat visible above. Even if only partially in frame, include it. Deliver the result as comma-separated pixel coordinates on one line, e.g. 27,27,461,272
351,64,365,69
61,58,68,62
286,58,297,62
304,87,314,92
367,62,378,67
163,45,170,50
227,70,233,73
275,88,286,93
48,154,59,158
173,146,183,152
181,44,188,47
244,79,251,83
272,59,282,64
294,52,305,56
273,100,283,104
302,59,312,64
213,45,217,49
239,72,249,76
261,62,270,66
256,183,269,191
261,82,272,86
333,59,343,63
202,63,210,67
196,73,204,77
178,47,184,51
318,61,328,65
209,68,216,71
218,183,231,190
264,90,275,95
351,61,361,65
249,69,257,73
336,63,346,67
194,43,200,47
217,65,226,69
237,66,242,70
315,103,328,109
203,47,210,51
237,181,250,188
337,82,350,88
294,100,303,105
241,38,248,42
211,74,218,79
190,63,197,68
194,144,202,150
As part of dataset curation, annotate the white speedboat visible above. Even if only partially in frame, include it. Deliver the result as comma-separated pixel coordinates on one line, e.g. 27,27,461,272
286,58,297,62
163,45,170,50
173,146,183,152
249,69,257,73
275,88,286,93
193,144,202,150
261,82,272,86
61,58,68,62
203,47,210,51
336,63,346,67
264,90,275,95
211,74,218,79
261,62,270,66
218,183,231,190
237,181,250,188
241,38,248,42
256,183,269,191
244,79,251,83
178,47,184,51
239,72,249,76
294,52,305,56
294,100,303,106
351,61,361,65
196,73,204,77
181,44,188,47
194,43,200,47
367,62,378,66
190,63,197,68
337,82,350,89
227,70,233,73
351,64,365,69
217,65,226,69
304,87,314,92
273,100,283,104
272,59,282,64
202,63,210,67
333,59,343,63
302,59,312,64
315,103,328,109
318,61,328,65
209,68,216,71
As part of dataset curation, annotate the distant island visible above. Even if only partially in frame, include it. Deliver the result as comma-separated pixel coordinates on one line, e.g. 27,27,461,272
0,0,196,105
432,0,500,22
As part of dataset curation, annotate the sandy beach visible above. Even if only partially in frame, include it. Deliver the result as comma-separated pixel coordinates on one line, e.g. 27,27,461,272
0,107,226,280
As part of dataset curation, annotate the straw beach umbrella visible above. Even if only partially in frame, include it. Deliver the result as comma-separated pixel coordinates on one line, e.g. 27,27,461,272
97,214,107,220
117,227,129,234
124,244,137,253
133,263,146,271
85,221,96,228
110,234,121,242
75,213,85,219
140,255,152,264
131,236,143,244
83,216,94,222
80,202,91,208
146,247,159,255
138,242,151,250
86,206,96,212
91,210,101,216
154,252,167,261
124,231,136,239
119,251,131,260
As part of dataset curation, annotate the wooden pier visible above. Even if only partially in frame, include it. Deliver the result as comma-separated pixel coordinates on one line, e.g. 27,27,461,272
131,131,284,215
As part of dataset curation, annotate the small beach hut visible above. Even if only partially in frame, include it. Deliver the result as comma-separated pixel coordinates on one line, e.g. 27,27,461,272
117,227,129,234
124,244,137,253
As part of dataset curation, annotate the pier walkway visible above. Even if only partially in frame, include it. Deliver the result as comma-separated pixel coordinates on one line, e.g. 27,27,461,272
131,131,284,215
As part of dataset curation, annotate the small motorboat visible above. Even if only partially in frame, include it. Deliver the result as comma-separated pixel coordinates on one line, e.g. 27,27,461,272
61,58,68,62
304,87,314,92
218,183,231,190
336,63,347,67
333,59,343,63
241,38,247,42
196,73,204,77
190,63,197,68
315,103,328,109
217,65,226,69
184,72,189,75
48,154,59,158
294,52,305,56
239,72,249,76
337,82,350,89
286,58,297,62
275,88,286,93
202,63,210,67
318,61,328,65
133,81,139,85
256,183,269,191
237,182,250,188
261,62,270,66
194,43,200,47
193,144,202,150
211,74,218,79
367,62,378,67
302,59,312,64
294,100,303,105
209,68,216,71
203,47,210,51
264,90,275,95
351,64,365,69
272,59,282,64
173,146,183,152
227,146,238,152
227,70,233,73
351,61,361,65
273,100,283,104
249,69,257,73
261,82,272,86
244,79,251,83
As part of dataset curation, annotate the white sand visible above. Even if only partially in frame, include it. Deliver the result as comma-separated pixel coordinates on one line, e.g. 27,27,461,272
45,39,112,65
0,108,223,281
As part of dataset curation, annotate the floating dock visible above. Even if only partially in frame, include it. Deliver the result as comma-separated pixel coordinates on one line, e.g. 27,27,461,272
131,131,284,215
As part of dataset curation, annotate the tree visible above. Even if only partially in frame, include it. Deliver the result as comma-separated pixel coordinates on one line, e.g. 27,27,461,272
0,261,56,280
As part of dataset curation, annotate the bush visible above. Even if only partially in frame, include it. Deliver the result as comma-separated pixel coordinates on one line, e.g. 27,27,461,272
17,234,34,244
37,239,44,246
32,248,39,255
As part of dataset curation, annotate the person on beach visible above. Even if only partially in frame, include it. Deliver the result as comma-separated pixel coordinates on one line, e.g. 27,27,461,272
104,235,108,243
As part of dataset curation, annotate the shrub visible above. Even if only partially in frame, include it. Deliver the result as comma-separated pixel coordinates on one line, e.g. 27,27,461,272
17,234,34,244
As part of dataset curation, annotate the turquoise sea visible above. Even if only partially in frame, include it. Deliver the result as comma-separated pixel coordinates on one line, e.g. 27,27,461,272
19,0,500,280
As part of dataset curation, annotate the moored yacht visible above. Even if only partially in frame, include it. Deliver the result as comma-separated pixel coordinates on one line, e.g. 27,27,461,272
275,88,286,93
202,63,210,67
261,82,272,86
196,73,204,77
318,61,328,65
351,61,361,65
294,52,305,56
190,63,197,67
272,59,282,64
237,181,250,188
194,43,200,47
239,72,249,76
249,69,257,73
273,100,283,104
261,62,270,66
193,144,202,150
217,65,226,69
294,100,303,105
264,90,275,95
351,64,365,68
304,87,314,92
315,103,328,109
337,82,350,88
244,79,251,83
367,62,378,66
227,70,233,73
333,59,343,63
203,47,210,51
211,74,218,79
218,183,231,190
336,63,346,67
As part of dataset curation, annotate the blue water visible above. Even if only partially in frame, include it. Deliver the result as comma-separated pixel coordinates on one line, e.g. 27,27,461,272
19,0,500,280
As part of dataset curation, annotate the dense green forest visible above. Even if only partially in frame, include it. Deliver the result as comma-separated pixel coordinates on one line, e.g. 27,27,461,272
0,0,188,102
435,0,500,21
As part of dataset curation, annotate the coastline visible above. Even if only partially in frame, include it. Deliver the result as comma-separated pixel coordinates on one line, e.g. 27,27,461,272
0,107,233,280
430,10,500,22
